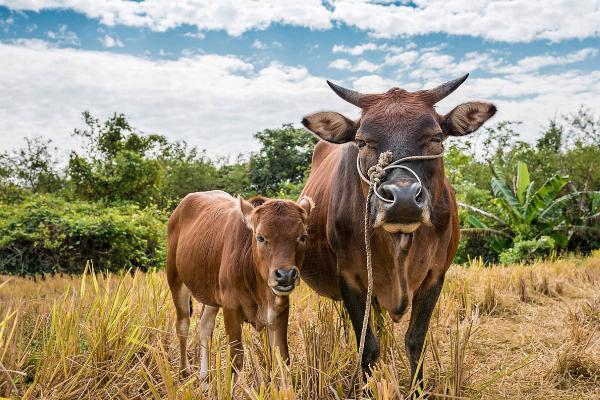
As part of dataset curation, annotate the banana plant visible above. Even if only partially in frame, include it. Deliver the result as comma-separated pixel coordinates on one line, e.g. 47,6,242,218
460,161,600,252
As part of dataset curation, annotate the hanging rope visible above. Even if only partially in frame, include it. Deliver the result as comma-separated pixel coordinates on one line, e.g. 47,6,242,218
350,150,393,395
349,148,444,397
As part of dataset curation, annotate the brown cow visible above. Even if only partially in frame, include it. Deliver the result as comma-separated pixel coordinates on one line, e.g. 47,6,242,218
300,74,496,387
167,190,314,381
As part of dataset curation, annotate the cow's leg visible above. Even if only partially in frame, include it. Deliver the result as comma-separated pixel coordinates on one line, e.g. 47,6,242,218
199,305,219,382
169,279,192,377
405,273,445,391
267,302,290,362
223,307,244,379
339,276,380,374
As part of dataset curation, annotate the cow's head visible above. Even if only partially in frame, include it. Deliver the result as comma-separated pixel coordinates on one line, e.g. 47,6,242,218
238,196,314,296
302,74,495,234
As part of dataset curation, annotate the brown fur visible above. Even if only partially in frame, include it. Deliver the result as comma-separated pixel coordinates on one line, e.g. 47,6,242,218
166,190,312,379
301,77,496,384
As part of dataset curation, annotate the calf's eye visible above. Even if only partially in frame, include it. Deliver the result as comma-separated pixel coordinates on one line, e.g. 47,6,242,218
256,235,265,243
431,133,444,143
355,139,366,148
299,234,308,242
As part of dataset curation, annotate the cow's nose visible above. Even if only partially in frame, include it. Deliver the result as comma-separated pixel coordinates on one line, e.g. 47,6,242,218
274,267,298,286
380,182,423,218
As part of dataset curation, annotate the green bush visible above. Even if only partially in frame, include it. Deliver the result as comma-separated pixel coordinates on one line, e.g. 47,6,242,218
498,236,556,265
0,195,167,275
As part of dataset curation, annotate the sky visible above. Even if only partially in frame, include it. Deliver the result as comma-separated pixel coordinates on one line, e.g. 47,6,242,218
0,0,599,159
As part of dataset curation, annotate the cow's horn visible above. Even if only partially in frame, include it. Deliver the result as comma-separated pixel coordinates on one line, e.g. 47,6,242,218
426,73,469,104
326,80,365,108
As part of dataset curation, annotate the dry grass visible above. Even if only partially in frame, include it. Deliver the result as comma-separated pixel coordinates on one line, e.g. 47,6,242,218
1,253,600,399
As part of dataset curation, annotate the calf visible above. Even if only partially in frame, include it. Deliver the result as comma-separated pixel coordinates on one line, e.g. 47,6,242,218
167,190,313,381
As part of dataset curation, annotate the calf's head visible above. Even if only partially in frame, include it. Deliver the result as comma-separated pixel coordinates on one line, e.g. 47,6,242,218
239,196,314,296
303,74,496,234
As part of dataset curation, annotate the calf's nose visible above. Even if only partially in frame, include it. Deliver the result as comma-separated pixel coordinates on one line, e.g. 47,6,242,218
274,267,299,286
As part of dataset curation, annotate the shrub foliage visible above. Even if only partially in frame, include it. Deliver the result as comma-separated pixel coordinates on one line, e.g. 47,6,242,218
1,107,599,272
0,195,166,275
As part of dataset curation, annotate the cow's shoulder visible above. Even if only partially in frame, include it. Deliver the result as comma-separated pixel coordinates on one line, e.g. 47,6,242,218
311,140,339,169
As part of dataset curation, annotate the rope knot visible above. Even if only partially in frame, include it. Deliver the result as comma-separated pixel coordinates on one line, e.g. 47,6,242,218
367,151,393,186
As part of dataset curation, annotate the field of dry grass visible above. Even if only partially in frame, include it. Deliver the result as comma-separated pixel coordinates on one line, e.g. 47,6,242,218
1,253,599,399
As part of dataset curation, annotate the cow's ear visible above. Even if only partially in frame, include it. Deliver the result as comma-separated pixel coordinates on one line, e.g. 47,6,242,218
442,102,497,136
301,112,358,143
238,196,254,230
297,196,315,218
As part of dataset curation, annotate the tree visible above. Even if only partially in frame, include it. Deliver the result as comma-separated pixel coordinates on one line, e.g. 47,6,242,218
0,137,62,197
67,112,167,206
248,124,317,195
461,161,600,263
159,141,219,209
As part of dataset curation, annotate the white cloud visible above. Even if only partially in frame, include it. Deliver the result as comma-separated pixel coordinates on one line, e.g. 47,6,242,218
46,24,79,46
383,50,419,67
329,58,380,72
331,0,600,42
100,34,124,48
251,39,283,50
2,1,598,42
381,47,595,82
0,40,358,158
0,16,14,33
0,40,598,161
332,42,381,55
352,74,397,92
251,39,266,49
0,0,332,36
496,48,598,74
183,31,205,40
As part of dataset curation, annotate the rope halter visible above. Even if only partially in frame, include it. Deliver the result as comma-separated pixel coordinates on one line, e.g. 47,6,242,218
356,146,445,203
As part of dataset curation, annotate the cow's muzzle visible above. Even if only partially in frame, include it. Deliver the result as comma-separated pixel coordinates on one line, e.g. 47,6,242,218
372,180,431,233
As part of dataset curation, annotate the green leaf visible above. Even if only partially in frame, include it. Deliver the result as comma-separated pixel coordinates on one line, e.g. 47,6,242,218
526,175,568,222
466,214,487,228
458,202,507,226
461,228,512,238
516,161,530,204
491,177,522,221
540,191,600,220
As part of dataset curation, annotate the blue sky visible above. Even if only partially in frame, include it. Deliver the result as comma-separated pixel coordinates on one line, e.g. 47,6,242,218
0,1,599,158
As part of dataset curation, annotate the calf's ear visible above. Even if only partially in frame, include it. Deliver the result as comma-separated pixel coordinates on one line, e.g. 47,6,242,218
238,196,254,230
301,112,358,144
442,102,497,136
297,196,315,218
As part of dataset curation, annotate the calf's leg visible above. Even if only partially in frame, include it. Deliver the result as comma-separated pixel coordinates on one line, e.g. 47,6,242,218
199,305,219,382
169,279,192,377
223,308,244,379
339,276,380,374
405,273,445,391
267,302,290,362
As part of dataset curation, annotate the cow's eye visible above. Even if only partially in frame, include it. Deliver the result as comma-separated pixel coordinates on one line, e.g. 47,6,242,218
256,235,266,243
355,139,367,148
299,234,308,242
431,133,444,143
